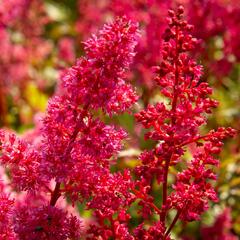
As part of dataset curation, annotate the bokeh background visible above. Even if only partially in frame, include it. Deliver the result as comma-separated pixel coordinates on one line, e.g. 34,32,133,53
0,0,239,238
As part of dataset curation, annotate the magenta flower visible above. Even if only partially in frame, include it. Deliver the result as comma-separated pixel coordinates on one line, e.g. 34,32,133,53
62,17,139,114
0,16,139,239
135,6,236,238
14,205,81,240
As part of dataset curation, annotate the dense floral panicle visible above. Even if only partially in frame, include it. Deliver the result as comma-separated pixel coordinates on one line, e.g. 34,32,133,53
63,161,107,202
74,119,127,159
133,6,236,238
62,17,139,114
13,205,81,240
83,16,138,68
0,130,46,191
87,170,134,217
40,96,84,181
41,95,127,181
167,126,236,221
135,8,196,193
137,21,219,144
201,208,237,240
135,6,221,172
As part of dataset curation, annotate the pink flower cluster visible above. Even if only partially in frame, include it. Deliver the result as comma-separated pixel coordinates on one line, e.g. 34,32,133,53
0,4,237,240
63,17,139,114
0,17,139,239
135,6,236,238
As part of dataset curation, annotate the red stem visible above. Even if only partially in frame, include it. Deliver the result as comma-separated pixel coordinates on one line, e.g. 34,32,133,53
160,155,172,222
161,24,180,224
178,134,209,148
50,182,61,206
132,189,162,216
171,25,180,124
44,184,53,193
163,208,182,239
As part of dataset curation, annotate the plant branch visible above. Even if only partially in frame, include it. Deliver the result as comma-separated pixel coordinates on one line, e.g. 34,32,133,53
50,182,61,206
163,208,182,240
161,24,180,224
132,188,162,216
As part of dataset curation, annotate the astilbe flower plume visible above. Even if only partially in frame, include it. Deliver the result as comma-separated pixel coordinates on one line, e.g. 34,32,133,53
63,16,139,114
0,130,46,191
0,17,139,239
135,6,236,238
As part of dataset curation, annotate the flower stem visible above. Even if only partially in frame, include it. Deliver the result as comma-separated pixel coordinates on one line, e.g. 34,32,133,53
132,188,161,216
163,208,182,239
161,24,180,225
160,156,171,222
50,182,61,206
